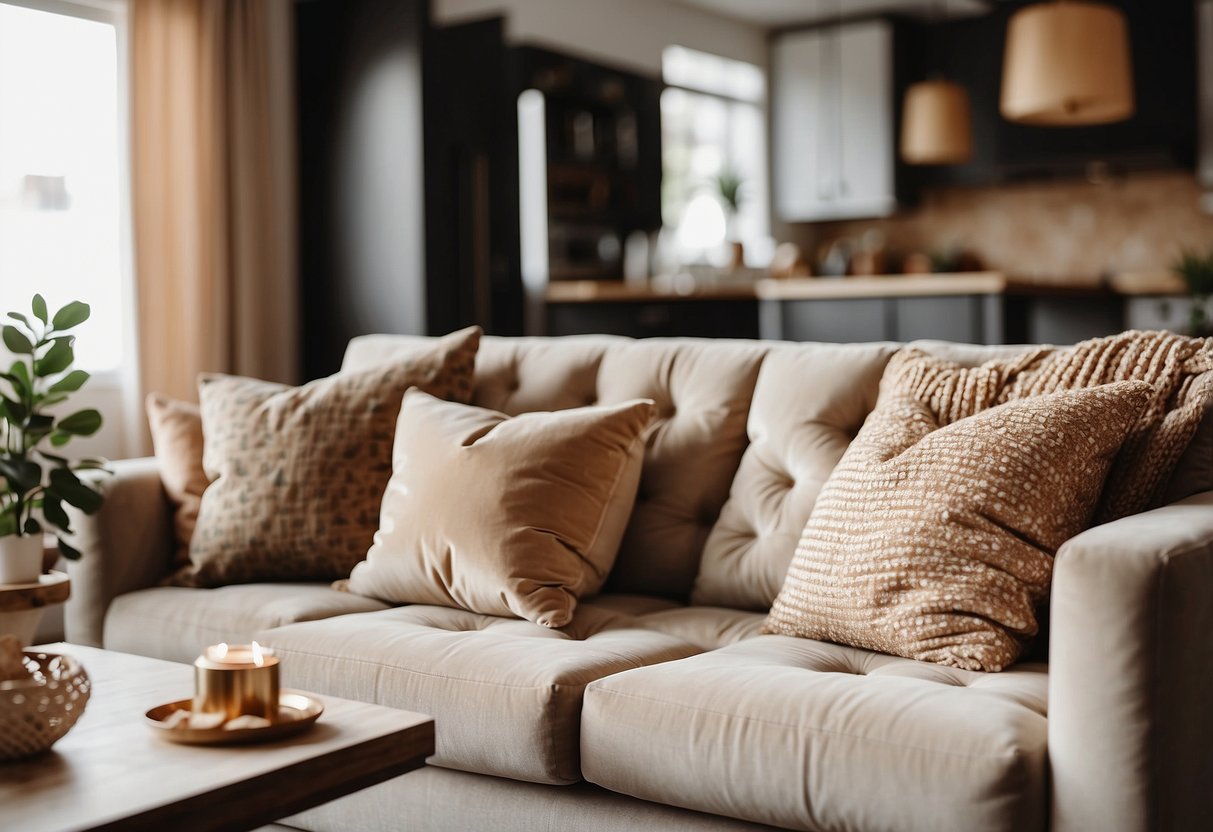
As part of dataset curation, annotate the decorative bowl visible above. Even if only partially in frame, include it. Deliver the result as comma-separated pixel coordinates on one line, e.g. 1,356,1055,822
0,651,91,760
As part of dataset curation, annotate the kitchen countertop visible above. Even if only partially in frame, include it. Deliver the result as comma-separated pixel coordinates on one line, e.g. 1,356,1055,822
754,273,1009,300
545,278,759,303
545,271,1176,303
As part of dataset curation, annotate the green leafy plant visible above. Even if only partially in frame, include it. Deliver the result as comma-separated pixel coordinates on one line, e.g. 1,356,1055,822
712,168,745,215
1174,248,1213,336
0,295,108,558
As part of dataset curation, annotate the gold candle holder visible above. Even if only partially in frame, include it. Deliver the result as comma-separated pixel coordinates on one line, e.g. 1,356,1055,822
194,642,279,722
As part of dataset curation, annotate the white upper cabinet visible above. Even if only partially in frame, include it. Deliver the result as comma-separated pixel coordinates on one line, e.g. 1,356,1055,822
773,20,896,222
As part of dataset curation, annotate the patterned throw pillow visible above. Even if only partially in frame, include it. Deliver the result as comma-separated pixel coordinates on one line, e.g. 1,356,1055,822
145,394,208,566
170,326,480,586
764,381,1151,672
883,331,1213,523
345,390,657,628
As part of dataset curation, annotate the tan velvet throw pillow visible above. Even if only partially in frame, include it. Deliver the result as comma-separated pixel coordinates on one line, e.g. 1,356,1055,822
345,390,657,628
764,381,1151,672
171,326,481,587
146,394,209,566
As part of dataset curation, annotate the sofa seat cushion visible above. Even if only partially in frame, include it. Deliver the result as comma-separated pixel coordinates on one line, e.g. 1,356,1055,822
256,599,702,786
581,636,1048,832
632,607,767,650
103,584,390,664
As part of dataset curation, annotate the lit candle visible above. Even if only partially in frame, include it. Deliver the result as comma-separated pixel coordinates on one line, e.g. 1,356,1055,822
194,642,280,722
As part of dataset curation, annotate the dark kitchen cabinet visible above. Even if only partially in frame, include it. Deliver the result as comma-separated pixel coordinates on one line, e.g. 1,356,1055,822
424,17,525,337
902,2,1196,189
426,27,663,337
548,300,760,339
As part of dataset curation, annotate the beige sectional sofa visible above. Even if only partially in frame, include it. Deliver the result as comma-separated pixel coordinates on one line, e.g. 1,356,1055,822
65,335,1213,832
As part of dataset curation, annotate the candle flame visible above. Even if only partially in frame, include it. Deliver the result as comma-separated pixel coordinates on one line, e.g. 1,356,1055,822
213,642,229,660
252,641,265,667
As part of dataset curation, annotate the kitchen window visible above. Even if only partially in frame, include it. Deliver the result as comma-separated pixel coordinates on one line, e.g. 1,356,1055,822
661,45,771,267
0,0,138,457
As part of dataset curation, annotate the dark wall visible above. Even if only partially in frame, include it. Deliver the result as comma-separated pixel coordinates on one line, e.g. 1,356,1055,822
297,0,429,379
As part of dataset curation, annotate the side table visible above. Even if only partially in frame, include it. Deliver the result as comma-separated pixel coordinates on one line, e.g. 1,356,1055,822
0,571,70,646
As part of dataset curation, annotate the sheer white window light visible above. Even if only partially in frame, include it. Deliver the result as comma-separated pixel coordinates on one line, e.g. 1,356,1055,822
661,46,771,269
0,0,138,458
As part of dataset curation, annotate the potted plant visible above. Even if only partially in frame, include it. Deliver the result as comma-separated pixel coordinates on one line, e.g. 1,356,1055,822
1173,248,1213,337
0,295,107,585
713,168,746,270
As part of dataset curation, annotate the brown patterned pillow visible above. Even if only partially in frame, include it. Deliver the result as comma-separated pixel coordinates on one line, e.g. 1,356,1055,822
345,390,657,628
170,326,480,586
764,381,1151,672
146,394,208,566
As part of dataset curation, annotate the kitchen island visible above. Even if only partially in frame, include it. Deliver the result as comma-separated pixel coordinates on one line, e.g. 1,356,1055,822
544,272,1184,344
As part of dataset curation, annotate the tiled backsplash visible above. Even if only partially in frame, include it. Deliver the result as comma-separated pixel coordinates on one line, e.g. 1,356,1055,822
817,171,1213,288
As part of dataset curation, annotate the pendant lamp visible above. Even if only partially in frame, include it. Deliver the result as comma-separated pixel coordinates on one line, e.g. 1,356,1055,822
1000,0,1134,126
901,78,974,165
900,0,973,166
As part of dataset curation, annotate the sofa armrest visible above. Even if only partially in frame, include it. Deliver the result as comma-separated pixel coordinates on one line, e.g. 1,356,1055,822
63,457,175,647
1049,490,1213,832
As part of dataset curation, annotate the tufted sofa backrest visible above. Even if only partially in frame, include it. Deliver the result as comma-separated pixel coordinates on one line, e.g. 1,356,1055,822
345,333,1209,607
345,334,769,599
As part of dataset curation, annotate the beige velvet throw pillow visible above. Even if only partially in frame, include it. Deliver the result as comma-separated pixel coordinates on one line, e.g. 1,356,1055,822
764,381,1151,672
146,394,209,566
172,326,480,586
345,390,657,628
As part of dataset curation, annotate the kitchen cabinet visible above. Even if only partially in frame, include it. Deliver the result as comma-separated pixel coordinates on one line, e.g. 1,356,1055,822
772,21,896,222
1002,296,1125,345
754,275,1136,346
904,4,1195,188
1124,295,1211,334
761,295,1000,344
547,299,760,339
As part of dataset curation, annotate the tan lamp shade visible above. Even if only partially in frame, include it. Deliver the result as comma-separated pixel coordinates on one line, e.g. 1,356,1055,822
1001,1,1134,126
900,79,974,165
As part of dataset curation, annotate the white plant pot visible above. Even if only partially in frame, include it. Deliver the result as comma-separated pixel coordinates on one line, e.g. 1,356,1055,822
0,535,44,586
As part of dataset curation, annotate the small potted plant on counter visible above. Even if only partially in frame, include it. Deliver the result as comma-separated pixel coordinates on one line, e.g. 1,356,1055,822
0,295,108,585
713,168,746,270
1174,248,1213,337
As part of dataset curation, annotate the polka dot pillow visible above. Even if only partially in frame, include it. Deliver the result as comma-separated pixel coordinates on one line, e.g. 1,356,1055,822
764,379,1150,672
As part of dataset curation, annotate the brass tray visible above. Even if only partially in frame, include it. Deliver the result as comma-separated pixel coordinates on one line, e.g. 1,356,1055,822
145,690,323,746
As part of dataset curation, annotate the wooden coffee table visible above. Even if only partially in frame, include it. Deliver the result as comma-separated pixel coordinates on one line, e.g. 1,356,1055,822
0,644,434,832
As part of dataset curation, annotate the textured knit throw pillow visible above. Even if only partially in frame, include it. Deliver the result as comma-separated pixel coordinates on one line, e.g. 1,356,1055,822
345,390,657,628
763,381,1151,672
171,326,480,586
146,394,208,566
884,330,1213,523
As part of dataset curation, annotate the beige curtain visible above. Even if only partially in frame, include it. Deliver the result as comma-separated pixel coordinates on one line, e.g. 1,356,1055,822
131,0,298,408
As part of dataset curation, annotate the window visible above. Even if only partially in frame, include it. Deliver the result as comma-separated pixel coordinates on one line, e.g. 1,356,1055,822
0,0,131,374
661,46,771,268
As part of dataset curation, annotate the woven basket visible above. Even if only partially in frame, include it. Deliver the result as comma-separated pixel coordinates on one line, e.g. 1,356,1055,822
0,651,91,760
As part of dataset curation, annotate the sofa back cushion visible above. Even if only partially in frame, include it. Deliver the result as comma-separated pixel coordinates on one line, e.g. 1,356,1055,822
594,339,769,597
692,340,1039,611
691,342,897,610
343,334,767,599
